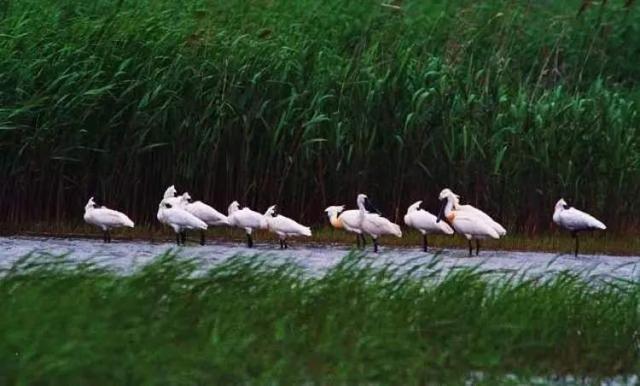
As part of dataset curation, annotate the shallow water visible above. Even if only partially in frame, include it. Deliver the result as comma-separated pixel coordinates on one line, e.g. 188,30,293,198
1,236,640,280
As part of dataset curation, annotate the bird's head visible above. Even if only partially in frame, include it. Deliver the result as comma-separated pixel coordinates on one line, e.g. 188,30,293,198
555,198,569,211
324,205,345,220
439,188,460,202
407,200,422,213
163,185,177,199
265,205,277,217
356,194,368,206
228,201,240,215
85,197,97,211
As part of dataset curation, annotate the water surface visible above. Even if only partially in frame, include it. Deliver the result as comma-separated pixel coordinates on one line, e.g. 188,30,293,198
1,236,639,280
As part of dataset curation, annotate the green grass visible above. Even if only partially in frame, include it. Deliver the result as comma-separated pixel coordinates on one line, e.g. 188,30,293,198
1,0,640,233
0,253,639,385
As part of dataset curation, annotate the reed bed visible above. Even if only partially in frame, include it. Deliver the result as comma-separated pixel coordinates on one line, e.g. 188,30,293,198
1,0,639,233
0,253,638,384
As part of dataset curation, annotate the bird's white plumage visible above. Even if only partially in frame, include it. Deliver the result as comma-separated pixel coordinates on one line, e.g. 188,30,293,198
356,194,402,239
361,213,402,238
439,190,500,240
324,206,363,234
84,197,134,231
448,212,500,240
157,199,207,233
180,193,228,226
404,200,454,235
163,185,177,199
264,205,311,239
439,189,506,236
553,198,606,232
227,201,267,234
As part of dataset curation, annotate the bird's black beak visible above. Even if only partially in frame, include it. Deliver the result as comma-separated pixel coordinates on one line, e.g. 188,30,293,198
364,198,381,215
436,199,446,223
563,204,570,210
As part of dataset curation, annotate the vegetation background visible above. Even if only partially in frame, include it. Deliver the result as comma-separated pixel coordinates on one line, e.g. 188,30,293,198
1,0,639,232
1,253,638,384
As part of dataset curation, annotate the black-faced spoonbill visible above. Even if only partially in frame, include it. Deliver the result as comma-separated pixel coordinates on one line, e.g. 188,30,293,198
83,197,134,243
552,198,606,257
404,200,454,252
264,205,312,248
157,199,207,245
181,192,229,245
227,201,268,247
439,188,506,236
324,205,367,248
437,189,500,256
356,194,402,253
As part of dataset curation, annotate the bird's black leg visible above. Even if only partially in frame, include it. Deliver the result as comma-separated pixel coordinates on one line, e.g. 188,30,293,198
279,239,283,249
176,233,181,245
468,240,473,257
572,232,579,257
355,234,361,249
476,240,480,256
284,239,289,249
103,230,108,243
246,233,253,248
373,238,379,253
361,234,367,247
200,230,205,246
108,231,112,243
181,231,187,245
423,234,428,252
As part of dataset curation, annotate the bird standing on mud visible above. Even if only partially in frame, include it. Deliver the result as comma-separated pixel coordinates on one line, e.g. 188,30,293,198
180,192,229,245
404,200,454,252
157,198,208,245
437,189,502,256
324,205,368,248
227,201,268,248
264,205,312,248
355,194,402,253
83,197,134,243
552,198,606,257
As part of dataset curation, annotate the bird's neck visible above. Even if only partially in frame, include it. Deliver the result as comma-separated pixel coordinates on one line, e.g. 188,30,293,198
444,198,454,216
330,214,343,229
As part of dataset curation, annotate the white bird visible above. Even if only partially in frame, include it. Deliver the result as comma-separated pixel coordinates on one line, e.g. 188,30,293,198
264,205,312,248
437,189,500,256
440,188,506,236
553,198,606,257
227,201,268,247
162,185,186,208
83,197,134,243
404,200,454,252
180,192,229,245
157,199,207,245
324,205,368,248
356,194,402,253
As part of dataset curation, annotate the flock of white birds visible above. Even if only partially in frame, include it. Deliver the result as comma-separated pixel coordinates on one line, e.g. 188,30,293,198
83,185,607,256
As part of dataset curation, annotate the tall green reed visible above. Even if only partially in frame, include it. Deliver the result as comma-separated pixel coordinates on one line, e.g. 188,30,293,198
0,0,639,231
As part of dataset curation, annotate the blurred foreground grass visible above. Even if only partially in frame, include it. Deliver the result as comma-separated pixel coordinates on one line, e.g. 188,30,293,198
0,253,638,384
